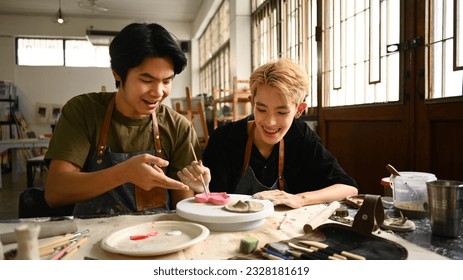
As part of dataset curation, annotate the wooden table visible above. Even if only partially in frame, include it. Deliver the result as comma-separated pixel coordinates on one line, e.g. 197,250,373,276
0,204,450,260
0,138,50,189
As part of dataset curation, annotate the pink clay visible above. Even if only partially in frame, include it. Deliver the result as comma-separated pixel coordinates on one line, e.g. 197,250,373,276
194,192,231,205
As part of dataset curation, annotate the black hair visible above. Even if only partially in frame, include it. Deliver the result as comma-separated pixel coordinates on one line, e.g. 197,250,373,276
109,23,187,88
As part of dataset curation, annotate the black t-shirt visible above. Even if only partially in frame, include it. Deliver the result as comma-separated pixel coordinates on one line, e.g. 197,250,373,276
203,117,358,194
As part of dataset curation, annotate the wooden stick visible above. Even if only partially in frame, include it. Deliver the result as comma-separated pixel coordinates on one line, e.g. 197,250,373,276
60,235,88,260
189,142,209,194
303,201,340,232
277,213,288,230
287,242,343,260
299,240,366,260
39,230,89,252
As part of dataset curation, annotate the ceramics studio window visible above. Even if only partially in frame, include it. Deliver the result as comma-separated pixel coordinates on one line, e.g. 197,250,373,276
16,38,110,68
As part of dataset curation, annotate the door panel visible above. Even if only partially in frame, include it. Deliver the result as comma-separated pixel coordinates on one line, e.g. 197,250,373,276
317,0,463,195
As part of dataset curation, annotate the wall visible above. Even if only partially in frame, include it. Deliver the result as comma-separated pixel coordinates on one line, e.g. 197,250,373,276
0,14,192,136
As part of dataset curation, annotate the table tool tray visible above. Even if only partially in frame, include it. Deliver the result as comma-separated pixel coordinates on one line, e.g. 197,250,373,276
289,223,408,260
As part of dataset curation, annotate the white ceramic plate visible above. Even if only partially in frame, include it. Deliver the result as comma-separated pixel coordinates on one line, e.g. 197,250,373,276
176,194,274,231
100,221,209,257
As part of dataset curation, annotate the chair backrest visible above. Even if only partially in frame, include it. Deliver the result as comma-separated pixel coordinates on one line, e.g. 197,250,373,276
18,187,75,218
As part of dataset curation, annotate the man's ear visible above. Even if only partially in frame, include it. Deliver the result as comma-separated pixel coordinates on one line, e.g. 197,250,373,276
296,103,307,118
112,69,120,81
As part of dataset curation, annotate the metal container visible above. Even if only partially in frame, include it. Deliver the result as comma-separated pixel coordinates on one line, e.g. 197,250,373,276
426,180,463,237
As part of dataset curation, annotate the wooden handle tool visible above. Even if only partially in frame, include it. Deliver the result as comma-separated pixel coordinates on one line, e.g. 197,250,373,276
303,201,340,232
300,240,366,260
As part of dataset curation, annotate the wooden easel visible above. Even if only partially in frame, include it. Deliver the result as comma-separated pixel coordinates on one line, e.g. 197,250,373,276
175,87,209,148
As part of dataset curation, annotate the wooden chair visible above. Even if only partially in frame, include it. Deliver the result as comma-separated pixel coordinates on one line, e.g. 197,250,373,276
212,77,251,129
175,87,209,149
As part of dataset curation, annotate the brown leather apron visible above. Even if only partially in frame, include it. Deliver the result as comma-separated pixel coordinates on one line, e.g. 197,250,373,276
73,95,167,216
233,121,285,194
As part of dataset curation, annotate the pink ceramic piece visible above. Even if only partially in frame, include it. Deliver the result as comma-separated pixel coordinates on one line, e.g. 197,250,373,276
194,192,231,205
194,193,210,203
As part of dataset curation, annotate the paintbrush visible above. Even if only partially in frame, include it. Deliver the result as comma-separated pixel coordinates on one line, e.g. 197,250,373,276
287,242,344,260
267,242,333,260
189,142,209,195
299,240,366,260
256,248,286,260
286,249,318,260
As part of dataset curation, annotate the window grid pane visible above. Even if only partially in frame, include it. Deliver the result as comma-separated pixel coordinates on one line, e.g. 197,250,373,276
306,0,318,111
199,0,230,95
427,0,463,99
324,0,400,107
65,40,110,67
17,38,64,66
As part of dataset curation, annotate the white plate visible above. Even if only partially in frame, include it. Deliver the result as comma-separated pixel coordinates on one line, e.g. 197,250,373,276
100,221,209,257
176,194,274,231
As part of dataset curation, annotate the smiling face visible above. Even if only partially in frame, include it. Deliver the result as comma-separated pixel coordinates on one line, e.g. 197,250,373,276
114,57,175,118
251,84,307,148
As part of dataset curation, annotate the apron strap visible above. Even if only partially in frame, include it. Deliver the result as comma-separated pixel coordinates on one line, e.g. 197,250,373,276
278,137,284,190
97,95,115,157
152,112,163,159
135,109,167,211
241,122,255,177
241,121,285,191
98,94,167,211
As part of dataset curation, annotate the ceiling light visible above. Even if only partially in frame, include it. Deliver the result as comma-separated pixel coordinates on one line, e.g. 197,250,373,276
52,0,67,24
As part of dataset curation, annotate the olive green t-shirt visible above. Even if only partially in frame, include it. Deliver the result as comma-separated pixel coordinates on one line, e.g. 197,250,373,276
45,91,199,181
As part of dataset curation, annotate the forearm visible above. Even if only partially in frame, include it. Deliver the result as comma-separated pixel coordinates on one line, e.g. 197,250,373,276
296,184,358,206
45,160,127,207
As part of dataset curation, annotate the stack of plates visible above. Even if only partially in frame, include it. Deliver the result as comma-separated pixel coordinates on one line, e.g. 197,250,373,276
176,194,274,231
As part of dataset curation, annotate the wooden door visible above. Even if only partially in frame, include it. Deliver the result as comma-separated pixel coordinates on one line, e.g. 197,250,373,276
317,0,463,195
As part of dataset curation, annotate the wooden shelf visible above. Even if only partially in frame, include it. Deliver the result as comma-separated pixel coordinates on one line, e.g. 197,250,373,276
212,77,251,128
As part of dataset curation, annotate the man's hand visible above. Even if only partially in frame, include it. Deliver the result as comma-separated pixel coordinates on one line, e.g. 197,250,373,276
177,160,211,193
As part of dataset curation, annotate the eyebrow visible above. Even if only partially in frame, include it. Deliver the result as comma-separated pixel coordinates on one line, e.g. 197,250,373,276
255,101,290,110
139,73,175,81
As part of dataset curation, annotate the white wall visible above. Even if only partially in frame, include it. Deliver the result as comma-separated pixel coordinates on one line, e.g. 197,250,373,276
0,1,253,137
0,14,192,136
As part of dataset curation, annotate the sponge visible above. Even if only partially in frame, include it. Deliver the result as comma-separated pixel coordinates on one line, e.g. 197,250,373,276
239,236,259,254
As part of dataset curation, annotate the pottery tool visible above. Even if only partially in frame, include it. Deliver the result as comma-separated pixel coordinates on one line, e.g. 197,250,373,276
60,235,89,260
287,242,344,260
303,201,341,233
287,249,318,260
268,241,335,260
39,229,89,252
295,241,347,260
277,213,288,230
0,219,78,245
299,240,366,260
261,247,289,260
189,142,209,195
50,240,77,260
257,248,286,260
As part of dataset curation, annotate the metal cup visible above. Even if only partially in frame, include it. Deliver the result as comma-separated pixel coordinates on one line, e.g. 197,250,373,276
426,180,463,237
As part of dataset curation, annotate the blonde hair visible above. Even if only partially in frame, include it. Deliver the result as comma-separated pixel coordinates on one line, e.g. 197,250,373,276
249,58,309,104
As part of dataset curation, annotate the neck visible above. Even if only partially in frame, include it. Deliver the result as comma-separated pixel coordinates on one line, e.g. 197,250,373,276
253,129,274,159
